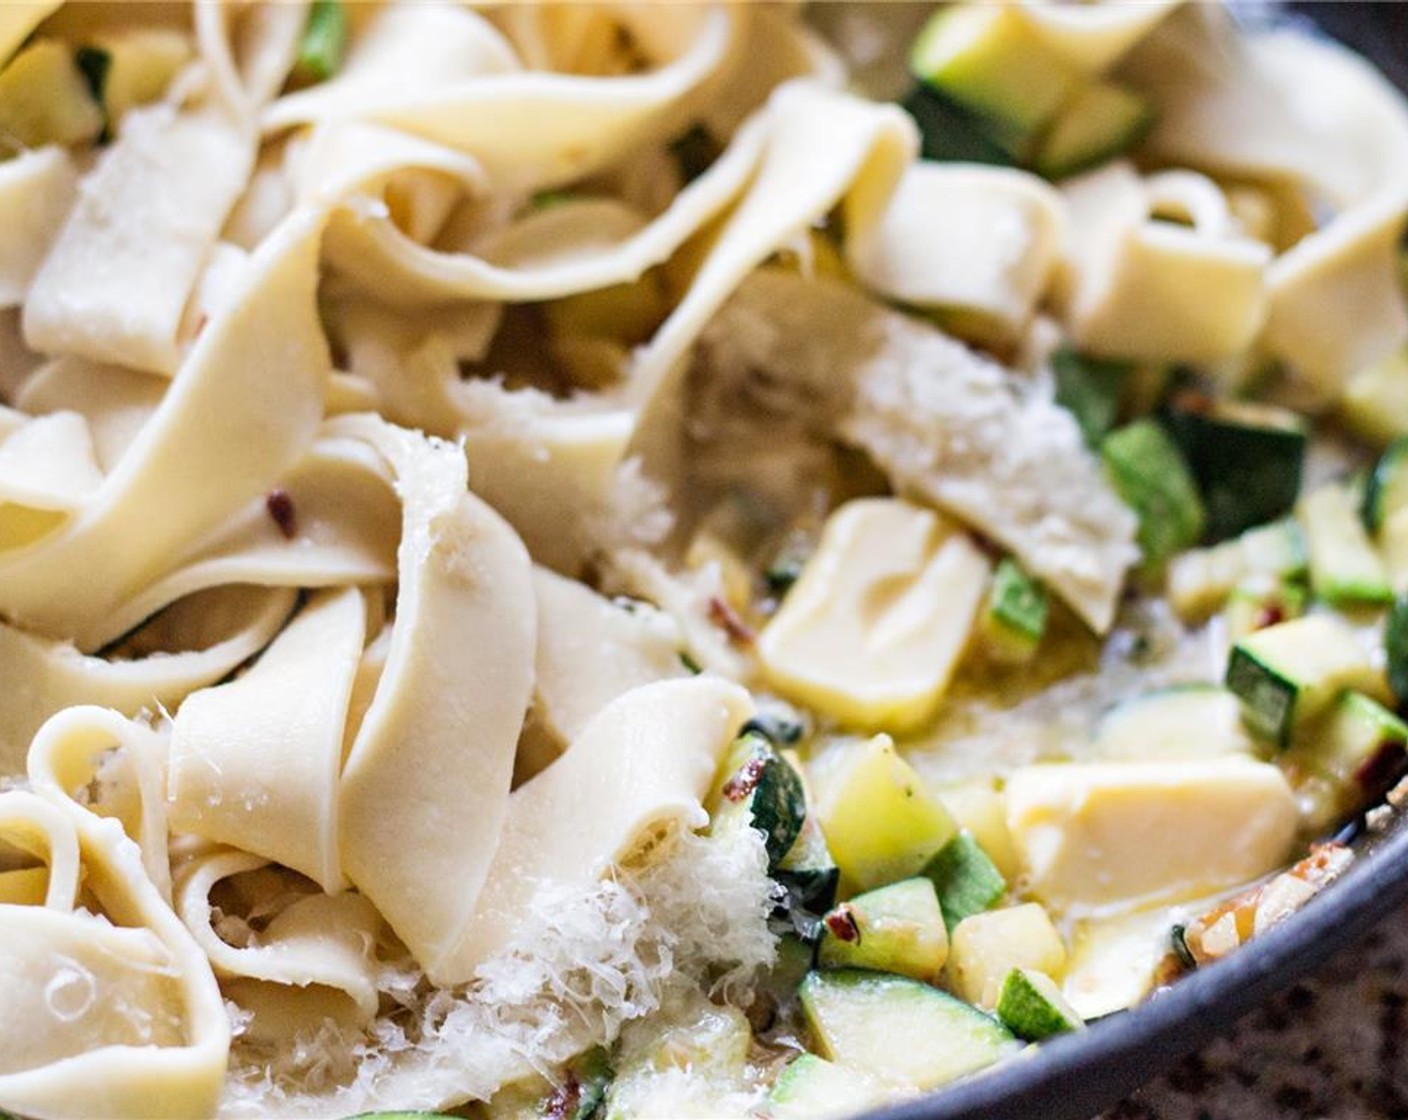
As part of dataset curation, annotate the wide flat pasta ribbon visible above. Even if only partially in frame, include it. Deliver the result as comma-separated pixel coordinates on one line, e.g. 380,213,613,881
445,675,753,975
1121,7,1408,391
1058,161,1271,363
0,707,229,1120
0,586,296,780
0,148,77,308
0,204,330,649
267,4,737,191
175,848,382,1031
169,587,366,893
333,415,536,987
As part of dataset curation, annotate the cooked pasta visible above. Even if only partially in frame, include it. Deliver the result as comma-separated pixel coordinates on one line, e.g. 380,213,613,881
0,3,1406,1118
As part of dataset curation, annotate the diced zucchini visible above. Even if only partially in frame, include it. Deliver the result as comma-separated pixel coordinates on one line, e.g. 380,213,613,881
1225,614,1388,746
1340,344,1408,449
799,970,1015,1091
1388,593,1408,703
709,731,807,869
768,1054,891,1120
1092,684,1255,762
931,780,1020,881
1167,518,1307,621
758,499,991,732
1035,80,1155,181
741,708,808,748
293,0,348,84
817,878,948,983
978,557,1048,664
1165,395,1307,543
1298,483,1392,606
1224,578,1308,645
1363,438,1408,535
1281,691,1408,832
812,735,958,892
995,968,1085,1042
1051,347,1130,447
1241,519,1310,580
774,816,840,939
1382,508,1408,593
0,40,104,153
1101,420,1206,568
946,904,1067,1010
922,830,1007,933
910,5,1081,140
1005,760,1298,909
755,933,816,1013
900,84,1018,166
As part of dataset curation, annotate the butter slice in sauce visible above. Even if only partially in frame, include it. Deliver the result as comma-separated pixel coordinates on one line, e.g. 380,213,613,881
758,498,991,733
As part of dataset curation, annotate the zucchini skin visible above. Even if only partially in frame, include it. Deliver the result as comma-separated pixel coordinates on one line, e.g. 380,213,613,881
1387,594,1408,704
717,732,807,868
1165,395,1307,543
1225,644,1298,746
1101,420,1206,566
1363,436,1408,533
901,85,1020,167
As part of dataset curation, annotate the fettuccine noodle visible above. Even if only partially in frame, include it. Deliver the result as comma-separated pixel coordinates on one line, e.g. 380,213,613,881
0,3,1405,1118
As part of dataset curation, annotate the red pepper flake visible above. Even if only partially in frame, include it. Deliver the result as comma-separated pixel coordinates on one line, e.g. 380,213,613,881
824,905,861,944
721,755,766,802
543,1073,581,1120
1254,601,1287,630
265,488,297,539
708,595,755,646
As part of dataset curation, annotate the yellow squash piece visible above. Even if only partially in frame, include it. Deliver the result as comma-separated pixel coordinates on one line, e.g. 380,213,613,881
946,903,1067,1009
0,40,103,153
812,734,957,892
758,498,991,732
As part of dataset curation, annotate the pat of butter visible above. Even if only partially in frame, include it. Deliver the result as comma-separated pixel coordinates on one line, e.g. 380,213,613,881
758,498,991,732
1005,758,1298,911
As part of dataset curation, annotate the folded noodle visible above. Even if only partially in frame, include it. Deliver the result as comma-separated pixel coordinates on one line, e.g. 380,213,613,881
169,587,366,893
0,708,228,1120
333,415,537,987
1121,6,1408,391
447,676,753,975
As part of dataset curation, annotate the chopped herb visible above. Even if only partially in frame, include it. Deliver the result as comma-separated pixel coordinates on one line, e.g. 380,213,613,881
294,0,347,85
678,650,702,675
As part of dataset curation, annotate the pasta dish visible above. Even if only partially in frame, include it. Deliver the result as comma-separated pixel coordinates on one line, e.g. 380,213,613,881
0,2,1407,1117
